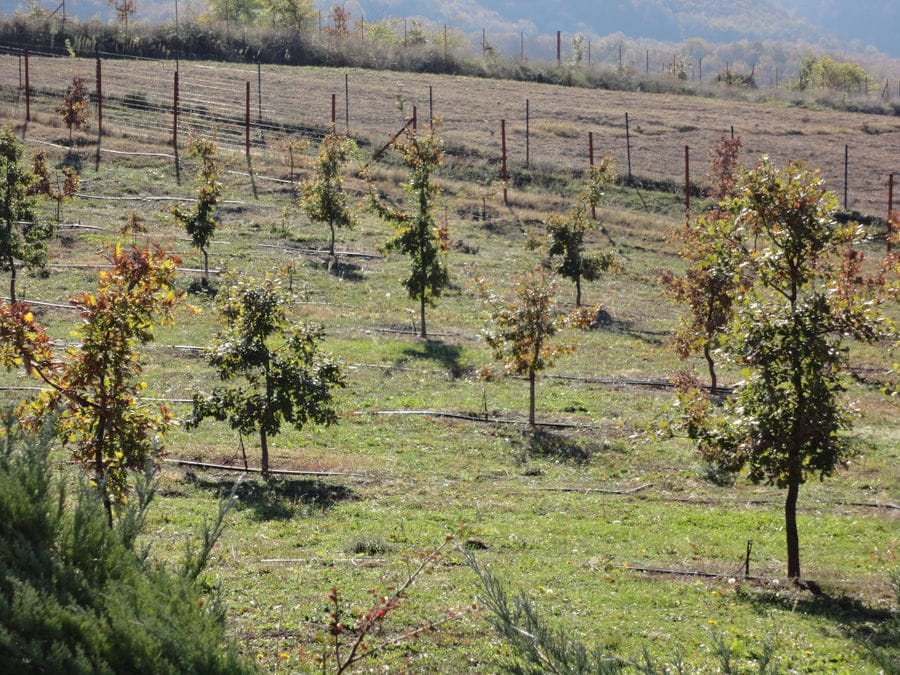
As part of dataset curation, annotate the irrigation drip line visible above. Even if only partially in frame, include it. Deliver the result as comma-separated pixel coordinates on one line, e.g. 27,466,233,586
75,192,253,206
370,409,603,430
259,557,385,565
636,493,899,511
57,223,106,231
226,170,294,185
51,263,221,275
492,483,898,513
373,327,456,338
257,243,381,259
99,147,176,159
622,565,777,584
524,483,653,495
164,458,366,478
1,297,78,310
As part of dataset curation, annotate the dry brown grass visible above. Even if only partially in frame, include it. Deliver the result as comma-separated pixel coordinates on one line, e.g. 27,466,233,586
3,54,898,218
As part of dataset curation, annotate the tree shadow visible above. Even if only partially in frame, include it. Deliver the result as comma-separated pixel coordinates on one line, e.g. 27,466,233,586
519,429,592,464
60,151,83,174
590,307,667,346
737,585,897,664
399,340,465,378
188,474,355,521
316,257,365,281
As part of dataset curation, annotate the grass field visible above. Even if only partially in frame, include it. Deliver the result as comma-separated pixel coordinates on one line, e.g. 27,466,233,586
1,58,898,673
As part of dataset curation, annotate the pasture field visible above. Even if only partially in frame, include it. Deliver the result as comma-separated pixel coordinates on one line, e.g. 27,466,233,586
0,59,898,672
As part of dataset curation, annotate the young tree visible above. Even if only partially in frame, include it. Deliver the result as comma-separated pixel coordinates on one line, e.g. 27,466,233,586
0,128,54,303
170,136,222,289
544,157,618,307
681,158,896,579
367,126,450,338
660,135,745,391
30,150,79,223
298,132,357,258
479,267,593,427
12,244,185,526
56,75,90,145
190,272,345,479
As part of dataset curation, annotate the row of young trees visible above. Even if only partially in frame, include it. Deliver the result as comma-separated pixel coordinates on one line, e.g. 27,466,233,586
3,109,898,583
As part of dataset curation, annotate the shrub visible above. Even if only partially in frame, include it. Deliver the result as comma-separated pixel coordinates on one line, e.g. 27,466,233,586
0,417,255,674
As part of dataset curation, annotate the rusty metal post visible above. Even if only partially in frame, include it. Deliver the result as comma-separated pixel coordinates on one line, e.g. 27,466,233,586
684,145,691,221
95,57,102,137
844,145,849,210
889,173,894,253
625,112,632,181
173,69,180,181
501,119,508,206
173,69,179,149
525,99,530,169
589,132,596,219
24,49,30,122
245,81,251,158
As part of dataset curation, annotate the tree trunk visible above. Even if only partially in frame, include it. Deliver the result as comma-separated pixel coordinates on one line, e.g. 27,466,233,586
260,427,270,480
9,262,16,303
329,220,336,257
575,276,582,307
419,294,427,338
94,418,113,528
785,479,801,579
528,370,536,426
201,247,209,288
704,342,717,392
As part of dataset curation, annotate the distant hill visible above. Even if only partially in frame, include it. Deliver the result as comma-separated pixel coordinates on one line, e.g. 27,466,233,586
1,0,897,58
347,0,898,57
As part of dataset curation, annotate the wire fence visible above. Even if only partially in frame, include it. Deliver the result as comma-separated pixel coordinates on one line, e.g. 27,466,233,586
0,51,896,220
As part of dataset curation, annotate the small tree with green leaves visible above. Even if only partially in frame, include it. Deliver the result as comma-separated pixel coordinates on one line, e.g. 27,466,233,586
298,132,357,257
56,75,90,145
660,135,745,391
30,150,79,224
679,158,897,580
367,126,450,338
479,267,593,427
0,128,54,303
544,157,618,307
7,244,185,526
170,136,222,289
190,272,345,479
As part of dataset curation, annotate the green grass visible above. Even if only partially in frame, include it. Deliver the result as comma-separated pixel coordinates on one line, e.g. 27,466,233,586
1,82,898,673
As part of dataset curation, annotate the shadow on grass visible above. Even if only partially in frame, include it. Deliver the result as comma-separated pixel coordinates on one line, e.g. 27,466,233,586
305,256,365,281
189,475,355,521
399,340,465,378
590,308,667,346
186,279,218,297
517,429,592,464
737,586,898,665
